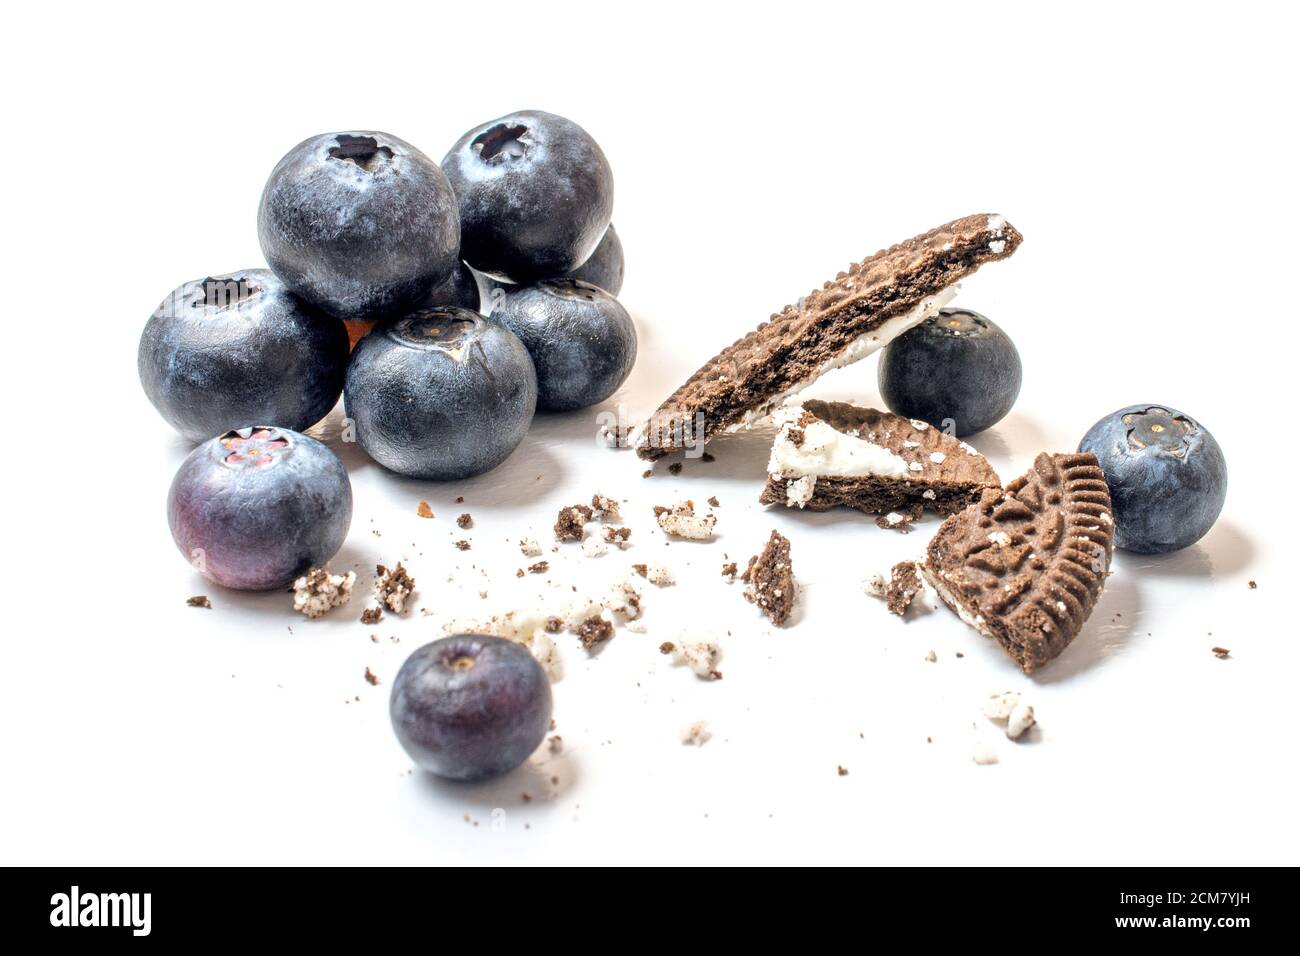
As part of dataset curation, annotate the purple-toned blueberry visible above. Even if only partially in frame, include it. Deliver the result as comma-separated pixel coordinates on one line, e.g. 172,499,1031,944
344,307,537,479
139,270,348,443
489,279,636,412
442,111,613,283
390,635,552,781
1079,405,1227,554
258,131,460,321
877,307,1022,437
168,426,352,590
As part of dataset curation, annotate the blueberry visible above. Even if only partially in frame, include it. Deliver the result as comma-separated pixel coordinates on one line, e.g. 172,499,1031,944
567,223,624,295
1079,405,1227,554
443,111,613,283
258,131,460,321
344,307,537,479
390,634,552,781
168,426,352,590
489,278,636,412
139,270,348,443
877,307,1022,436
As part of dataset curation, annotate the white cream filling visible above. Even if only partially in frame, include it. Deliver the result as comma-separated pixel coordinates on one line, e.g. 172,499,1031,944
768,407,909,479
726,285,959,431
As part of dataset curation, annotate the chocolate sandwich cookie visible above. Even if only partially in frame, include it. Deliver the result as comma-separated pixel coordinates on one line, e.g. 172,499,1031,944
920,453,1115,673
741,530,796,626
759,400,1001,517
634,213,1022,461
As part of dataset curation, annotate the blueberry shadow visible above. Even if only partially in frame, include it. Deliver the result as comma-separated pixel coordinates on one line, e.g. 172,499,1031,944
1030,571,1143,685
411,746,580,811
1120,519,1254,580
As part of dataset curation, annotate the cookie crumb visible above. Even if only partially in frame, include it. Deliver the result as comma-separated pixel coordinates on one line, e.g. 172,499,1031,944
1212,646,1231,659
292,567,357,619
1248,580,1257,589
364,667,380,686
548,735,563,755
519,537,542,557
374,563,415,614
591,494,621,521
681,721,712,746
667,635,722,679
707,495,720,507
644,563,675,587
742,530,796,625
186,595,212,609
528,561,549,574
642,469,652,479
632,563,648,578
837,765,849,776
721,561,738,579
416,500,433,518
658,641,675,654
454,540,471,551
576,615,614,651
554,504,594,542
603,526,632,548
456,513,473,529
668,462,683,475
456,496,464,504
924,649,938,663
360,607,382,625
885,561,921,616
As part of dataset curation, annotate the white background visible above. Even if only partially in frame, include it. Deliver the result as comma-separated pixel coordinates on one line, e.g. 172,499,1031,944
3,1,1297,865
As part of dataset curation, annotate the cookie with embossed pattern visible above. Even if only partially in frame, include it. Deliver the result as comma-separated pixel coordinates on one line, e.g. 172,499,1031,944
920,452,1115,672
635,213,1022,460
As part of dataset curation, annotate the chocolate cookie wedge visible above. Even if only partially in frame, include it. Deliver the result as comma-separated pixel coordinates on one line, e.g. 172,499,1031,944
635,213,1022,460
920,452,1115,673
759,400,1000,516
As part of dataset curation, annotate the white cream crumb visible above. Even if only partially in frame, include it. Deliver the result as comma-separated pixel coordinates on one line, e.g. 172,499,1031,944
656,502,717,540
681,721,712,746
865,574,888,598
645,564,675,587
924,649,938,663
908,461,924,473
987,214,1006,235
988,239,1007,254
922,489,937,500
292,568,356,619
910,419,930,431
884,511,907,526
902,440,920,449
519,537,542,557
929,452,947,464
988,531,1012,547
670,635,722,679
530,632,563,682
982,691,1021,721
625,620,647,634
1006,702,1036,740
603,580,643,620
581,535,608,558
972,741,1000,766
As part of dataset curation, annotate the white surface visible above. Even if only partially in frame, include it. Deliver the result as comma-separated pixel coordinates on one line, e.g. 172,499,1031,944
3,1,1298,866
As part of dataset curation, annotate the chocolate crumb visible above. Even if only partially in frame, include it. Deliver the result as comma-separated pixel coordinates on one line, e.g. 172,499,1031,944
456,513,473,529
454,540,471,551
515,568,525,578
416,500,433,518
885,561,921,616
837,765,849,776
544,616,564,633
668,462,683,475
721,561,738,579
554,503,594,542
708,495,720,507
528,561,550,574
658,641,676,654
577,616,614,650
548,735,563,754
360,607,382,625
1248,580,1257,589
702,452,716,463
364,667,380,686
632,563,648,578
374,563,415,614
1212,646,1231,659
186,595,212,609
603,526,632,547
456,496,464,504
642,469,652,479
742,530,796,625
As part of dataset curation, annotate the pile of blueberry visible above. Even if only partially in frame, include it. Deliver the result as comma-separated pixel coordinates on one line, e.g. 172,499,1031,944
879,309,1228,555
144,110,634,585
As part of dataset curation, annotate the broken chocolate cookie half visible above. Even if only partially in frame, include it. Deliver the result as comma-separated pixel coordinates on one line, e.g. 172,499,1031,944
760,400,1000,517
635,213,1022,460
920,452,1114,673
